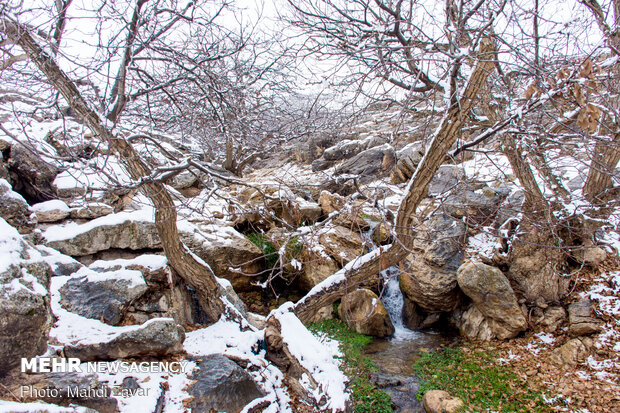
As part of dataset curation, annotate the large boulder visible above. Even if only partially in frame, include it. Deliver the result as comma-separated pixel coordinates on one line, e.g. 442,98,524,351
399,213,465,312
5,144,59,203
188,354,264,413
338,289,394,337
456,262,527,340
43,211,161,256
59,269,149,325
0,178,35,233
64,318,185,361
567,300,601,336
32,199,70,223
69,202,114,220
0,218,53,376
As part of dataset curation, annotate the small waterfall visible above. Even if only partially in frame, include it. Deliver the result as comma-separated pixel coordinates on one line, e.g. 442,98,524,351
380,266,421,341
363,220,420,340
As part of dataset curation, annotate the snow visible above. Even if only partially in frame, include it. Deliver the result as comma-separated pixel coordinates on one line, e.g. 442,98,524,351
42,209,155,242
273,304,348,411
50,275,161,346
31,199,70,213
89,254,168,272
0,217,25,273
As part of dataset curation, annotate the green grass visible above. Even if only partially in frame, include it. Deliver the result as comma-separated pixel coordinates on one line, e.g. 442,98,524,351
414,347,552,413
247,232,278,269
308,319,393,413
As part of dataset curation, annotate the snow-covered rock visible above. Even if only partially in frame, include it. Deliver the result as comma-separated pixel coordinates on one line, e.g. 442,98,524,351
0,217,53,376
69,202,114,219
32,199,70,223
64,318,185,361
0,178,35,233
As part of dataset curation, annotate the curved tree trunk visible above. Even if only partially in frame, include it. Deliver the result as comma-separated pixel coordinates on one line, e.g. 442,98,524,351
3,16,225,323
294,37,498,323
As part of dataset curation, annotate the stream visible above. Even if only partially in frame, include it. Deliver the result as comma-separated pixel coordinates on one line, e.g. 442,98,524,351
363,266,456,412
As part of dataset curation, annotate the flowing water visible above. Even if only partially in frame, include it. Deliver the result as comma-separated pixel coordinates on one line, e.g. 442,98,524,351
362,266,456,412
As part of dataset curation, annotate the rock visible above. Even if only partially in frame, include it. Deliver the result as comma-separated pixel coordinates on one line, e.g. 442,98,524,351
181,225,263,292
568,300,601,336
538,306,567,333
318,225,363,266
442,181,509,219
422,390,465,413
188,354,264,413
334,144,396,179
400,258,462,312
506,226,570,305
549,337,593,369
318,190,345,214
32,199,70,223
457,262,527,340
391,141,425,184
6,144,59,203
59,269,148,325
0,218,53,376
338,289,394,337
311,157,334,172
0,178,35,233
305,304,334,323
43,211,161,256
69,202,114,219
27,372,118,413
64,318,185,361
428,165,461,195
399,213,465,312
168,169,198,189
453,305,495,341
298,249,339,291
574,241,607,267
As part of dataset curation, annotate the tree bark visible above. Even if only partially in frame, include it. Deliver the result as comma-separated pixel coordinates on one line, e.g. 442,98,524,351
2,16,225,323
583,133,620,203
294,36,498,323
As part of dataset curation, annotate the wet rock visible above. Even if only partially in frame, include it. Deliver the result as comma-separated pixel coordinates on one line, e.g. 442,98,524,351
32,199,70,223
457,262,527,340
568,300,601,336
188,354,264,413
64,318,184,361
0,178,35,233
0,218,53,376
338,289,394,337
422,390,464,413
59,270,148,325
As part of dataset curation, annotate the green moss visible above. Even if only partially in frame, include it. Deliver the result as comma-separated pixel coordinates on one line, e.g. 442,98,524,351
414,347,552,412
247,232,278,269
308,319,393,413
